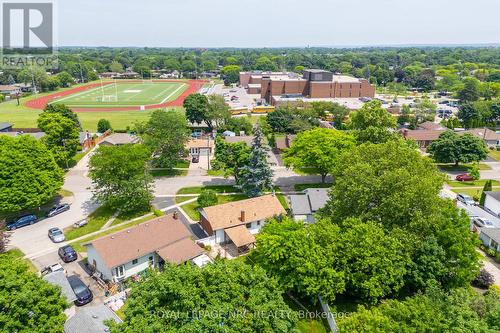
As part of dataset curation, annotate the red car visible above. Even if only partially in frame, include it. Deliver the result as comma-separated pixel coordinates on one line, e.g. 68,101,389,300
455,173,474,181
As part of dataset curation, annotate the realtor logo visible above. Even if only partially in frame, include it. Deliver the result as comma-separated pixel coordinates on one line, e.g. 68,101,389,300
1,1,57,68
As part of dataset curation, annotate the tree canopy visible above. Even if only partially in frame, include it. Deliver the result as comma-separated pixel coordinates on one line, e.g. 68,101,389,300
89,144,153,214
139,110,190,169
109,260,297,333
349,100,397,143
283,128,355,183
0,135,63,216
427,131,488,165
0,251,68,333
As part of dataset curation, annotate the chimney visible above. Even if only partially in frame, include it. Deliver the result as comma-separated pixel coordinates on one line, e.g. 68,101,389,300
240,210,245,222
173,211,178,220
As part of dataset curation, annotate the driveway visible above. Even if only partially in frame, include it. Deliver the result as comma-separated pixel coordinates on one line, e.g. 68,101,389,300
7,149,97,260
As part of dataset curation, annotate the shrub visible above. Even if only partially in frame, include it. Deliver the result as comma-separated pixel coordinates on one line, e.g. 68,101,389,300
153,209,164,217
472,269,495,288
487,248,496,257
97,119,112,133
197,190,217,208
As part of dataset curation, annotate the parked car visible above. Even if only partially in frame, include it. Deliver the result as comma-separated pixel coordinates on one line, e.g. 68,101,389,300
58,245,78,263
457,193,476,206
48,227,65,243
73,219,88,228
67,275,93,306
41,263,65,276
456,173,474,182
229,89,237,92
473,217,495,229
191,155,199,163
6,214,38,230
47,204,70,218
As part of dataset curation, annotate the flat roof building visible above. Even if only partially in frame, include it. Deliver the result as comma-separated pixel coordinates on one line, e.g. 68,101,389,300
240,69,375,105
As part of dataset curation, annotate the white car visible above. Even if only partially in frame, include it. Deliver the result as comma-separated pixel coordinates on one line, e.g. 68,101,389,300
73,219,88,228
456,193,476,206
473,217,495,229
41,263,65,276
48,227,65,243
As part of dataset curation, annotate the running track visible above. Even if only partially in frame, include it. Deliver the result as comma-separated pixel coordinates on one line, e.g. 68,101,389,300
25,79,206,112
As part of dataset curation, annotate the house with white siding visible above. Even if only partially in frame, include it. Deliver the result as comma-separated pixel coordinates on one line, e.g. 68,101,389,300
84,213,206,281
199,194,286,253
484,191,500,217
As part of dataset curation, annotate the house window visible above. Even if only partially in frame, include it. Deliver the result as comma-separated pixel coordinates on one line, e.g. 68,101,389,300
148,256,154,267
257,221,261,226
132,259,138,265
114,265,124,278
246,223,252,228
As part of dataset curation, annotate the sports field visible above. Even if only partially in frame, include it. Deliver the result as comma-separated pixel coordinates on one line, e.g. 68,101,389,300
49,81,187,108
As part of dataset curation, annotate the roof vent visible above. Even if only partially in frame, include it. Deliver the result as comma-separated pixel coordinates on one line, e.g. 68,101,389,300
127,230,131,233
92,315,98,319
111,236,115,239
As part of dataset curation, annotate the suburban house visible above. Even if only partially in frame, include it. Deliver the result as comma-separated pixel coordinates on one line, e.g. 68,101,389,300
479,228,500,252
99,133,139,146
0,122,13,132
484,191,500,216
461,128,500,147
79,132,93,150
0,131,46,140
186,138,214,156
0,84,21,95
400,128,445,149
43,271,77,303
289,188,329,223
417,121,446,131
199,194,286,252
84,214,206,281
64,305,121,333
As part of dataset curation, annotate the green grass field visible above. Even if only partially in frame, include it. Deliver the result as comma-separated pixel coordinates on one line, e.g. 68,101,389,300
50,81,187,108
0,81,187,131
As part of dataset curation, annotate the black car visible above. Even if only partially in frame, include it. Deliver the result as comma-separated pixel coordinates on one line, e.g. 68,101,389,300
67,275,93,306
6,214,38,230
47,204,70,218
191,155,199,163
58,245,77,263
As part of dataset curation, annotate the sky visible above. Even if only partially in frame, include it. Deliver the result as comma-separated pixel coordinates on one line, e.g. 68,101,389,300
56,0,500,47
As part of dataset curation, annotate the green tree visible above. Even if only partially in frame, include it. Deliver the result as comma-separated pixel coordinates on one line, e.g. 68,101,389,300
283,128,355,183
0,135,63,216
222,117,252,135
139,110,190,169
97,119,112,133
428,131,488,166
197,189,217,207
349,100,397,143
206,95,231,130
311,102,350,129
221,65,242,84
109,260,298,332
37,113,80,167
469,163,480,180
0,251,68,333
338,288,500,333
266,107,295,133
183,93,208,125
213,136,250,182
43,103,82,130
239,127,274,197
457,77,481,103
252,218,345,303
56,71,74,87
480,179,493,206
89,144,153,214
109,60,124,73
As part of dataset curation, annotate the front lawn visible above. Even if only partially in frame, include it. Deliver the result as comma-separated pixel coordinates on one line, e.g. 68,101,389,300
181,194,248,221
276,193,289,210
63,205,115,241
436,163,491,172
451,188,482,198
175,196,197,204
446,179,500,188
176,185,239,195
294,183,333,192
150,169,187,177
488,150,500,161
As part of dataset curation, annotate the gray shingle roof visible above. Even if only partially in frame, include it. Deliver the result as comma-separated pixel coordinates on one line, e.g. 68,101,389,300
43,271,77,303
304,188,329,211
480,228,500,243
0,122,13,131
64,305,121,333
485,191,500,202
289,195,312,215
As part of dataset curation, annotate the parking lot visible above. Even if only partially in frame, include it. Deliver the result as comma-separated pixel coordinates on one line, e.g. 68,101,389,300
215,85,257,110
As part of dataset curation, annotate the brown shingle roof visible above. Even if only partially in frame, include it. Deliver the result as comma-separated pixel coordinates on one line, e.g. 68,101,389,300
101,133,138,145
201,194,286,230
418,121,445,130
84,214,198,268
224,225,256,247
402,129,445,141
224,136,253,146
275,135,296,150
186,138,214,149
461,128,500,141
156,238,204,264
